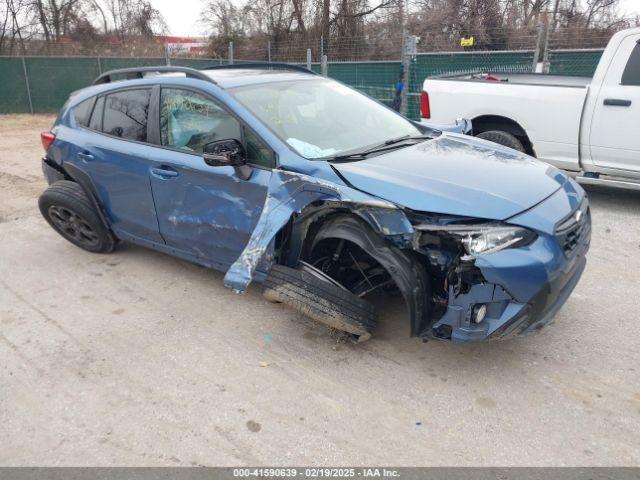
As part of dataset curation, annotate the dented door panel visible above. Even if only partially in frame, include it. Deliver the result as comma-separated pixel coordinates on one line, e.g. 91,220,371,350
148,146,271,266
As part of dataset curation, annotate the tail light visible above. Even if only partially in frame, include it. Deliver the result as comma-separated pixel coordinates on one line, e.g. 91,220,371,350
420,91,430,119
40,131,55,152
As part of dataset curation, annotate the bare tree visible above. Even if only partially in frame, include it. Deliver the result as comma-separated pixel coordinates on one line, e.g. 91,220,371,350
102,0,167,39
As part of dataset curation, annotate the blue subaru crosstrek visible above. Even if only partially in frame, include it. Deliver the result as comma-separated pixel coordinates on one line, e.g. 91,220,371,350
39,64,591,343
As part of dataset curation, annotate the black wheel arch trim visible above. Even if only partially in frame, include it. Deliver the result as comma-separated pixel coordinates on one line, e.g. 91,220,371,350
301,214,431,337
55,162,114,235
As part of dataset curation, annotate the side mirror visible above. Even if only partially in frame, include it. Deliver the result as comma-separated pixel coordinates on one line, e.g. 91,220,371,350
202,138,252,180
202,139,246,167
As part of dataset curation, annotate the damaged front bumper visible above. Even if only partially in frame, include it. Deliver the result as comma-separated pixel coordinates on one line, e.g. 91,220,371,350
430,236,589,342
427,193,591,343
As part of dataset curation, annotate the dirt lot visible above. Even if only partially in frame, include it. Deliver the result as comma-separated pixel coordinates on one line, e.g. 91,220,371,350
1,114,639,466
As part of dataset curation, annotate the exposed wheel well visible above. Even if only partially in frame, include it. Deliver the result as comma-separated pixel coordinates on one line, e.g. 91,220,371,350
290,212,431,336
472,115,535,157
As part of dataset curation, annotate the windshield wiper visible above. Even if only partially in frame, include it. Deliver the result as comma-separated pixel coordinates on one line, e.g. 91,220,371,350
330,135,433,162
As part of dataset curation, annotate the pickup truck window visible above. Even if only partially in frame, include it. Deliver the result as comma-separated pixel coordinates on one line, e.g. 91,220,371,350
621,43,640,86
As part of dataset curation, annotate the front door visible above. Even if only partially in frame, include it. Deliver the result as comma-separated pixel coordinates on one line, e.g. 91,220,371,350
148,87,275,268
589,33,640,172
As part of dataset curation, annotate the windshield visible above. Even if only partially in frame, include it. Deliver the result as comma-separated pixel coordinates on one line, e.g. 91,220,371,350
229,78,423,159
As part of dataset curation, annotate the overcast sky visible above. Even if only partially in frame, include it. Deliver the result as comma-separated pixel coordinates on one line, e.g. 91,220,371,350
152,0,640,37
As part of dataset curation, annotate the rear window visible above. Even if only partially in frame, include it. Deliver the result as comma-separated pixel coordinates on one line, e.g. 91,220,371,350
73,98,95,127
621,42,640,86
102,89,151,141
89,96,104,131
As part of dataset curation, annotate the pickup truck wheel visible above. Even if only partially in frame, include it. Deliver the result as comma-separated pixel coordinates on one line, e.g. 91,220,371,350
263,263,377,342
39,180,116,253
476,130,525,152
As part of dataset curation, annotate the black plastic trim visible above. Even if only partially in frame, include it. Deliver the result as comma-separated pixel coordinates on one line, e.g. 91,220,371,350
93,66,218,85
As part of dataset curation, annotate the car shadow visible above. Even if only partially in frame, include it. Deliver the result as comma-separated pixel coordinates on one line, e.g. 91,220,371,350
583,184,640,214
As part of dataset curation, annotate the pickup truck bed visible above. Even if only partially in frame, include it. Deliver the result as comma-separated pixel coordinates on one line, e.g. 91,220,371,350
424,73,591,171
436,72,591,87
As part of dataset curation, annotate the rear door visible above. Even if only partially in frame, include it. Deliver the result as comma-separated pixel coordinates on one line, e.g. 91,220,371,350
66,87,164,243
589,34,640,171
147,87,274,268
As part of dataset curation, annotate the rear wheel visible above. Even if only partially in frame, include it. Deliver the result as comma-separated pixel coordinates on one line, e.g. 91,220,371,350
39,180,116,253
476,130,525,152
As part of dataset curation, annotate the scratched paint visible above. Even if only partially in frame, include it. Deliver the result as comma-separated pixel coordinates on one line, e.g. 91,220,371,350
223,169,407,293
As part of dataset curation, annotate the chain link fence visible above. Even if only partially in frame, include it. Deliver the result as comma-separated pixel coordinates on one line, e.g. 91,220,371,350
0,24,613,116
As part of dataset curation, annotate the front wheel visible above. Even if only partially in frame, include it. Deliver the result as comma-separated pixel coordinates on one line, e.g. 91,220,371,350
476,130,525,152
38,180,116,253
263,263,377,342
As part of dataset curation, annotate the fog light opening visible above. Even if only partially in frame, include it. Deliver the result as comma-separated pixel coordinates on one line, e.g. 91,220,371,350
473,304,487,324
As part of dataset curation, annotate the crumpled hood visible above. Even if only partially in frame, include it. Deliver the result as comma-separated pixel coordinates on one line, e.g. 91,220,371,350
332,133,567,220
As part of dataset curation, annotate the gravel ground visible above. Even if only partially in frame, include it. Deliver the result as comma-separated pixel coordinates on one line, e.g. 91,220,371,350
1,114,639,466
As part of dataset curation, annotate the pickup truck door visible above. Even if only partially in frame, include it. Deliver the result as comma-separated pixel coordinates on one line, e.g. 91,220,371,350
588,34,640,171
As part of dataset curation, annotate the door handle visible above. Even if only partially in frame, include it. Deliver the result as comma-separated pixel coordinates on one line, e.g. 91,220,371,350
150,167,179,179
603,98,632,107
77,152,94,162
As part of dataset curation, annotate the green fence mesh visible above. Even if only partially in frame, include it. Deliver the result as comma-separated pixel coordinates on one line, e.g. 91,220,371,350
406,50,537,119
0,57,31,113
25,57,100,112
168,58,227,68
548,49,604,77
0,50,601,115
327,61,400,106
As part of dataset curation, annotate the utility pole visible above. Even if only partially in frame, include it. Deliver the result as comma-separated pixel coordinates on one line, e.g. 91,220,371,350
400,34,418,117
321,55,328,77
542,0,561,73
532,22,544,73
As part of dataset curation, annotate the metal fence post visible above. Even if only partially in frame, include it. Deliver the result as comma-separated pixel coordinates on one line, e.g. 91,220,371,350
229,41,234,65
306,48,312,70
400,34,408,116
21,56,34,114
96,56,102,75
532,23,544,73
542,0,559,75
321,55,328,77
267,40,271,62
400,34,417,117
165,43,171,65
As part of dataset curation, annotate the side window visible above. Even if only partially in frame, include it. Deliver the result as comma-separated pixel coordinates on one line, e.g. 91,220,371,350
245,127,276,168
103,89,151,141
74,98,95,127
89,96,104,131
621,42,640,86
160,88,241,153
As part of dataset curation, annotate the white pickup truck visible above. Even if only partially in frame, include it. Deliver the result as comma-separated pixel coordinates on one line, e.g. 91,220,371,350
420,27,640,190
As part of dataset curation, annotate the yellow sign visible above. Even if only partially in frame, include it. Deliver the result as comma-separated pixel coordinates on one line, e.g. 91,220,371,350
460,36,474,47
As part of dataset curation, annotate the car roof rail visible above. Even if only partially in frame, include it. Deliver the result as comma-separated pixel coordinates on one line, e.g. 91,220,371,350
93,66,218,85
202,62,317,75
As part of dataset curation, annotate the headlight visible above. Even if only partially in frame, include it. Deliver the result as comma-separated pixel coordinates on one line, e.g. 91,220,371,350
414,222,537,256
460,225,536,255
